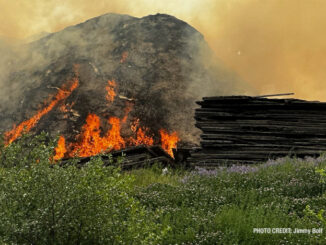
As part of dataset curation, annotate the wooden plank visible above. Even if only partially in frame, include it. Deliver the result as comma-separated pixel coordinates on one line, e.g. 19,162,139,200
196,121,326,128
196,109,326,116
198,127,326,136
196,101,326,108
191,150,322,157
121,153,151,163
198,142,326,151
255,93,295,98
200,133,326,141
122,156,172,170
196,126,326,135
199,96,324,104
195,111,326,120
193,96,326,165
200,139,325,146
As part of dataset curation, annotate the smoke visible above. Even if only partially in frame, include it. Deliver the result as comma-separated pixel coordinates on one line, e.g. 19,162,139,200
1,0,325,100
201,0,326,101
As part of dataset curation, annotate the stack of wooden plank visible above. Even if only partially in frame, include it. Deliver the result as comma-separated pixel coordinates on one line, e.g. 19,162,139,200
62,145,174,169
190,96,326,166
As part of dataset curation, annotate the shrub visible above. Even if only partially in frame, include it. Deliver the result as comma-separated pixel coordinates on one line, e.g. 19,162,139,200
0,133,168,244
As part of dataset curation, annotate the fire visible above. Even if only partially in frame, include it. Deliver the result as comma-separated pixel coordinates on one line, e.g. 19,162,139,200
53,136,67,160
131,118,140,132
69,114,126,157
120,51,128,63
6,61,180,161
52,84,179,160
122,101,133,123
132,127,154,146
130,118,154,146
105,80,116,103
4,75,79,145
105,117,125,150
159,129,179,158
54,114,179,160
59,104,69,113
70,114,108,157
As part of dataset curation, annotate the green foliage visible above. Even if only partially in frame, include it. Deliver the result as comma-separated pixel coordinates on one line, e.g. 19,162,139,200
0,133,167,244
1,133,326,244
316,167,326,193
128,163,184,188
135,159,326,244
305,205,326,226
303,166,326,233
0,132,57,168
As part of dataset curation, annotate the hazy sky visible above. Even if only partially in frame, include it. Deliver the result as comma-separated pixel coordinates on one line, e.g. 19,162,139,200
1,0,326,100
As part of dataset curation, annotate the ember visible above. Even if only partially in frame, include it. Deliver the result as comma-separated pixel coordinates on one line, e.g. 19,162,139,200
105,80,116,103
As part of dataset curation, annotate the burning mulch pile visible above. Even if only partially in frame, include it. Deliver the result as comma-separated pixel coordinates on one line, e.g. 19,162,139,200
190,96,326,166
2,66,179,162
1,13,238,163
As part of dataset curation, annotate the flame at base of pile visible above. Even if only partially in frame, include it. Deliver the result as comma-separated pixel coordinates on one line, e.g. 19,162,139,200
54,113,179,159
160,129,179,157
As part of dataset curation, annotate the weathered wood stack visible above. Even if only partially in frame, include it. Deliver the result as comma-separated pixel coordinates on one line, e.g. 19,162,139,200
190,96,326,166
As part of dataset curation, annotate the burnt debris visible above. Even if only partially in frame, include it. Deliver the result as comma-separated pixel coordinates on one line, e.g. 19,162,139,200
190,96,326,166
61,144,175,170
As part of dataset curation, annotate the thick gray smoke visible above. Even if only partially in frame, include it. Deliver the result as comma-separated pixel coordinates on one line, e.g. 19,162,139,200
0,13,251,144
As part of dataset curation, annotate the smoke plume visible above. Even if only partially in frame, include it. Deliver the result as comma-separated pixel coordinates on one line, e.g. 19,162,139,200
0,0,325,101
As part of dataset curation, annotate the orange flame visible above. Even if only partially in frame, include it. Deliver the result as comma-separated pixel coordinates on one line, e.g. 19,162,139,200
105,80,116,103
69,114,126,157
4,76,79,145
55,114,178,160
53,136,67,160
70,114,107,157
59,104,69,113
159,129,179,158
132,127,154,146
120,51,128,63
131,118,140,132
122,101,133,123
105,117,125,150
129,118,154,146
50,73,179,160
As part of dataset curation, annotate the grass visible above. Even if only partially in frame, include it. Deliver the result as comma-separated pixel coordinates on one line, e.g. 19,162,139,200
126,157,326,244
1,133,326,244
126,163,185,188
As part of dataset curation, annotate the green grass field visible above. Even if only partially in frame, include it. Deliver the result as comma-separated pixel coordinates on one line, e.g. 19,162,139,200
0,133,326,244
129,157,326,244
